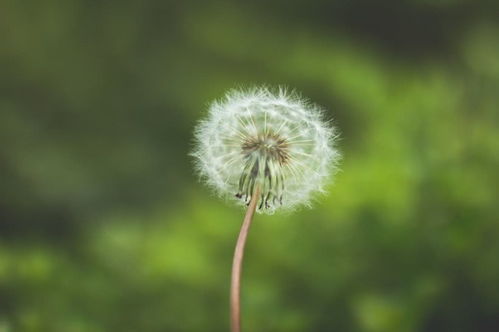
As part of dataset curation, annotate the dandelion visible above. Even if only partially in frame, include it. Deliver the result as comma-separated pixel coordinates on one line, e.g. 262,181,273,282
191,87,340,332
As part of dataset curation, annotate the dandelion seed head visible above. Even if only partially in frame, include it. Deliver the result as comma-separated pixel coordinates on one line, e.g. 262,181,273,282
192,87,340,214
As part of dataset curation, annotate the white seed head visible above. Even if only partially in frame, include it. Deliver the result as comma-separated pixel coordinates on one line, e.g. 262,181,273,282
192,87,340,214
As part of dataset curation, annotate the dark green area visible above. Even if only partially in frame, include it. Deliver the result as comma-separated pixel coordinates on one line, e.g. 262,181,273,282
1,0,499,331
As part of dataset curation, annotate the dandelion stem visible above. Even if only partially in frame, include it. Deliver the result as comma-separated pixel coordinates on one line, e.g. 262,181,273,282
230,186,261,332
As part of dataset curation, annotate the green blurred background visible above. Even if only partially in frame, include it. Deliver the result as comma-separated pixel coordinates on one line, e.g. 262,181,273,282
1,0,499,331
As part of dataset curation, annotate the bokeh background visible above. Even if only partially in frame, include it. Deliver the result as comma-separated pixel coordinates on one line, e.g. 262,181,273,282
1,0,499,331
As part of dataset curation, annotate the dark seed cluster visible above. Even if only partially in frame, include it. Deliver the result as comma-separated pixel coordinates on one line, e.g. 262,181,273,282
236,132,290,209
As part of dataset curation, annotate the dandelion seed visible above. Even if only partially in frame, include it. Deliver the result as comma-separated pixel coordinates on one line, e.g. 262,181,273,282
192,87,340,214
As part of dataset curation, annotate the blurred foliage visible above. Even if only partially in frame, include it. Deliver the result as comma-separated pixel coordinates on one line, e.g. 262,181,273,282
1,0,499,331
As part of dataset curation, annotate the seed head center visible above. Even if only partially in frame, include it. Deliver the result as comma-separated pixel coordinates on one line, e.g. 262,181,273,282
241,133,289,164
237,132,289,209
